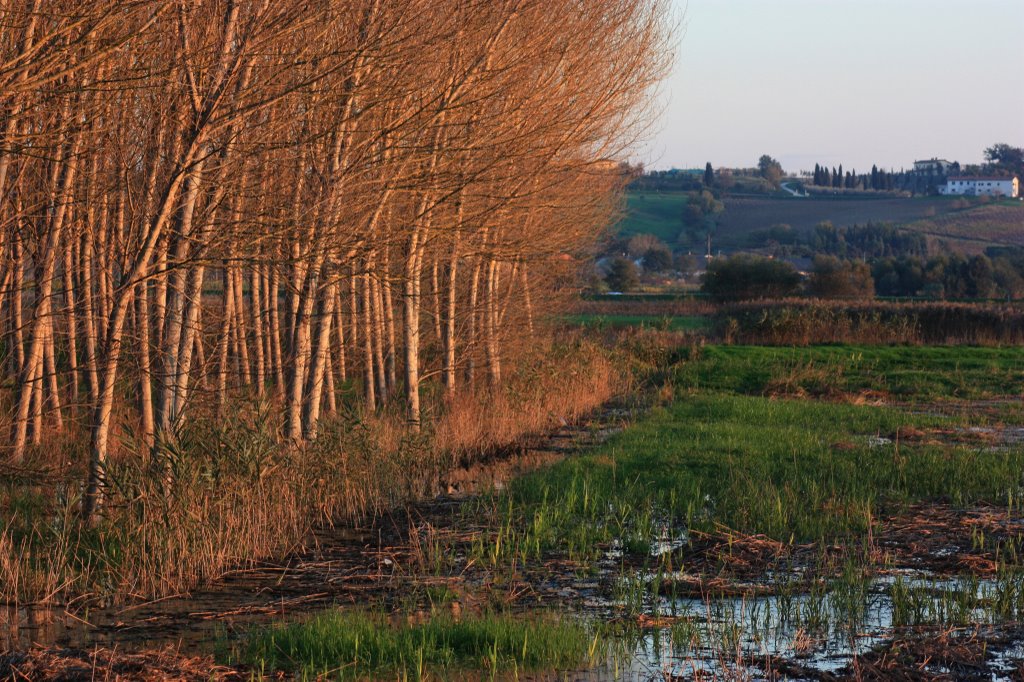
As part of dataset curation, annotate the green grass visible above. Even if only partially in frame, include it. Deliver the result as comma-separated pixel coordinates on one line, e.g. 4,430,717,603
674,345,1024,401
494,394,1023,548
618,191,966,251
563,313,710,332
227,609,603,680
463,345,1024,563
617,192,690,243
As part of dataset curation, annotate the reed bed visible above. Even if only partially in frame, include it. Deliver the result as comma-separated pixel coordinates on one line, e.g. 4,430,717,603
719,299,1024,346
0,341,622,607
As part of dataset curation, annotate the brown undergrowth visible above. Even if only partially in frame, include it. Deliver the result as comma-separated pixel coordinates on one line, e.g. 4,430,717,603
0,647,239,682
846,625,1024,682
0,340,623,609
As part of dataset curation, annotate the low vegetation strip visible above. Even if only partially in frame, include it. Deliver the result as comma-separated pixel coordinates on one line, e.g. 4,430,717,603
0,341,621,606
228,610,603,680
675,344,1024,401
563,313,711,332
718,299,1024,345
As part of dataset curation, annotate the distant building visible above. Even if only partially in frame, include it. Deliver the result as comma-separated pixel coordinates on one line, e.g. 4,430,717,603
913,158,956,175
939,176,1019,198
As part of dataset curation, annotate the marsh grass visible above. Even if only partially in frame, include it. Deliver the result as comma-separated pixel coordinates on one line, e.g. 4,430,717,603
454,345,1024,593
470,391,1021,560
418,344,1024,678
228,609,606,680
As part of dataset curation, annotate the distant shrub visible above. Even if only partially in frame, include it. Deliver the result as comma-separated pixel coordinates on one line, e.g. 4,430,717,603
702,254,801,301
807,256,874,300
605,256,639,292
642,246,673,272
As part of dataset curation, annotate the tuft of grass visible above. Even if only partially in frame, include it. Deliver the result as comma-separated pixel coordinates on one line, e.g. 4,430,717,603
228,609,604,679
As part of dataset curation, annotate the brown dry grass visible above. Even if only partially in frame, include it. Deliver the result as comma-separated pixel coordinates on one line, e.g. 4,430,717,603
0,646,239,681
0,341,622,609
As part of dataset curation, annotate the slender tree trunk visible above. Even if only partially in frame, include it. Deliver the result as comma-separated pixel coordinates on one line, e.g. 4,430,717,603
521,262,534,336
269,263,285,399
216,263,235,414
80,232,100,408
371,273,387,402
465,257,483,388
442,228,461,399
251,266,265,396
333,287,347,383
485,257,501,386
62,238,80,410
361,272,376,410
42,318,63,433
381,250,397,393
302,280,336,440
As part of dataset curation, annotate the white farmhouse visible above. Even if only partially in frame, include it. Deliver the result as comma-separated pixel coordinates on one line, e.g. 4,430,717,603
939,176,1019,198
913,158,956,174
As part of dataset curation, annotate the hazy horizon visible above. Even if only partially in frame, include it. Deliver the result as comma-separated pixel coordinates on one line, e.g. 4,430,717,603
642,0,1024,174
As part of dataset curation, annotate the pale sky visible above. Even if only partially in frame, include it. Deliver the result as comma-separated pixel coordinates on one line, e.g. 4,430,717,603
642,0,1024,174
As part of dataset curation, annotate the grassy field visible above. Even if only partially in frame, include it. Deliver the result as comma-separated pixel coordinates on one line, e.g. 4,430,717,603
619,191,1022,251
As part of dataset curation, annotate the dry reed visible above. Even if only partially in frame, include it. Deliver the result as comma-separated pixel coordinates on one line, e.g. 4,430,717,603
719,299,1024,346
0,342,621,607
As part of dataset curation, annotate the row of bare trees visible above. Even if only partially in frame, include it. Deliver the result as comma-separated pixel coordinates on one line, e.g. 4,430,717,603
0,0,669,521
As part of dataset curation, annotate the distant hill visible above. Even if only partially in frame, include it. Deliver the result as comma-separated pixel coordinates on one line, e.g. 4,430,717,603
618,191,1022,253
899,204,1024,254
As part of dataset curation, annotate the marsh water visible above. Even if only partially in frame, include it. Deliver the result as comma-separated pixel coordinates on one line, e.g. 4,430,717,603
4,404,1024,681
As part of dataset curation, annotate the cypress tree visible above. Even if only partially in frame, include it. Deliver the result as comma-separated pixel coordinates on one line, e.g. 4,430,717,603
704,162,714,187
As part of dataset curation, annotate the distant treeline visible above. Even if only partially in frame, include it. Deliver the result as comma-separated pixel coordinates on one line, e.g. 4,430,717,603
811,164,902,191
808,144,1023,196
700,248,1024,302
872,250,1024,300
751,222,929,260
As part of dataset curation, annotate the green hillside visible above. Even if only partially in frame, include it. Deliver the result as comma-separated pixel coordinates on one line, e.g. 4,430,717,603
618,191,1023,253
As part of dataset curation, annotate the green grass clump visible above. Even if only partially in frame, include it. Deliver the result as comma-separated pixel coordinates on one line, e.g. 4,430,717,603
230,610,602,680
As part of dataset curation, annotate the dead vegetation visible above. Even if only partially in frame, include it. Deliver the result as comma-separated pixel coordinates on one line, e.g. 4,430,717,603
0,646,240,682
